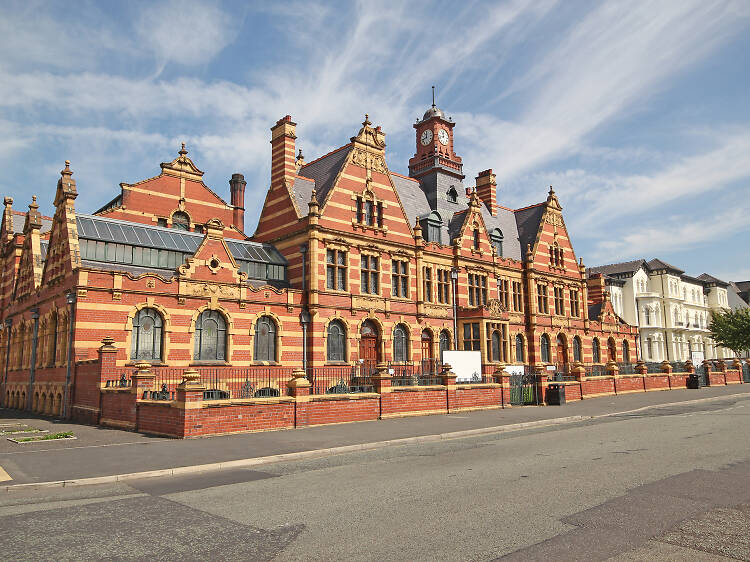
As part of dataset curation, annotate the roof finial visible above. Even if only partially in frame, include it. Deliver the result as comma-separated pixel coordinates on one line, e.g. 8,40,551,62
363,114,371,127
64,160,71,171
179,142,188,156
432,85,436,107
32,195,37,204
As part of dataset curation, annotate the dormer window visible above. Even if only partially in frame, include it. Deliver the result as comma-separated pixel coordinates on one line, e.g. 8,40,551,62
419,211,442,244
447,186,458,203
490,229,503,257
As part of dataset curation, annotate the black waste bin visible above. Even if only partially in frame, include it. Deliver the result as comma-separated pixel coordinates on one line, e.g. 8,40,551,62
546,383,566,405
687,373,703,389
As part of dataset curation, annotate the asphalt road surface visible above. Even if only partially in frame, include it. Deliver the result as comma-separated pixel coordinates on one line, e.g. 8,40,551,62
1,395,749,561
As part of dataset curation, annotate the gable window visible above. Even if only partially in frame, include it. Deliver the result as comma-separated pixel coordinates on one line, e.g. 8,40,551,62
391,260,409,298
540,334,551,363
447,186,458,203
420,211,443,244
468,274,487,307
361,255,379,294
326,320,346,362
622,340,630,363
194,309,227,362
326,249,347,291
172,212,190,231
131,308,164,362
473,229,480,250
490,229,504,257
356,196,383,228
423,266,433,302
253,316,277,362
437,269,451,304
463,323,480,351
393,324,409,362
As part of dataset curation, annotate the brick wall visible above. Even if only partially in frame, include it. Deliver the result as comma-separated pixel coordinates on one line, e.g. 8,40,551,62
381,387,447,418
454,385,501,410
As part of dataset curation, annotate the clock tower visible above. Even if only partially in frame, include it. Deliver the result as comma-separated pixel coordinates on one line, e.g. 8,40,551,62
408,96,464,209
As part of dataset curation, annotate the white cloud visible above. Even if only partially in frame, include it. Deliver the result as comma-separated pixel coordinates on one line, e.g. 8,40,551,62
135,0,239,74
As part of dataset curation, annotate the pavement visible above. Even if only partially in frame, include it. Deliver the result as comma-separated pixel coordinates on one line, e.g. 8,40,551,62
0,391,748,560
1,384,749,488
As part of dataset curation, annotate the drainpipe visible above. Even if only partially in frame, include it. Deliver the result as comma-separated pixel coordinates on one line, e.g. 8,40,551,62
450,269,459,350
299,244,309,372
61,291,76,418
27,308,40,410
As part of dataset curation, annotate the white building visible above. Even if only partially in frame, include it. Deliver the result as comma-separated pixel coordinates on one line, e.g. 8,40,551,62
587,259,735,362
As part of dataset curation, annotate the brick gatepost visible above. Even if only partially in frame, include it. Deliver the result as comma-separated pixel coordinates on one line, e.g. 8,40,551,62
571,362,586,381
493,367,507,407
441,364,457,412
702,360,713,386
606,360,619,393
684,359,695,375
371,363,391,419
176,369,205,438
97,336,118,381
660,360,673,375
131,361,155,399
287,368,311,427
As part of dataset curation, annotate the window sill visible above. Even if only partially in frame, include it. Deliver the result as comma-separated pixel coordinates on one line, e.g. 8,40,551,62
324,288,350,294
125,361,166,367
190,361,230,366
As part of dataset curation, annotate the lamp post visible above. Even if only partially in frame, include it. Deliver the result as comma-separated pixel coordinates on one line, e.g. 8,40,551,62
450,269,458,350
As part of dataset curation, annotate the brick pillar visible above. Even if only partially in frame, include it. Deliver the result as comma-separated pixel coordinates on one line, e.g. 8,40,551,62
635,360,647,375
606,360,619,394
131,361,155,399
287,368,311,428
571,362,586,381
535,365,547,406
660,360,673,375
732,359,743,384
684,359,695,375
371,362,392,394
493,367,507,407
702,360,713,386
441,364,457,413
175,369,205,438
97,336,118,385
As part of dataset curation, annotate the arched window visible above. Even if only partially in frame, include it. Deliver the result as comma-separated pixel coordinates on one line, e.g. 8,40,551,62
540,334,550,363
172,211,190,230
131,308,164,362
491,330,501,362
490,229,504,257
439,330,451,361
447,186,458,203
622,340,630,363
573,336,582,362
194,309,227,361
421,329,433,360
515,334,524,363
592,338,601,363
47,313,58,367
644,307,651,325
473,229,480,250
254,316,277,362
327,320,346,362
393,324,408,363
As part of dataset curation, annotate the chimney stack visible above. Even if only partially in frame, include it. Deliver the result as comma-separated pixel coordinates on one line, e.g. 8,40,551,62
229,173,247,233
270,115,297,190
475,169,497,215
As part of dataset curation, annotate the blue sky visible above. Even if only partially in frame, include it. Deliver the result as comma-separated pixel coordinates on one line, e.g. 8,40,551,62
1,0,748,281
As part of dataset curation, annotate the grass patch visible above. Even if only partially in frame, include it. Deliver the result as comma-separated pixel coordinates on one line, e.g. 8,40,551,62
0,427,44,436
15,431,74,442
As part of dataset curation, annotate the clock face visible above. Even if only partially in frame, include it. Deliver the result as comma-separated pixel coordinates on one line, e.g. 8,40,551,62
437,128,449,146
420,129,433,146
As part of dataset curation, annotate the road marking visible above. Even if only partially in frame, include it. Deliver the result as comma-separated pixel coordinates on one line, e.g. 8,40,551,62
0,466,12,482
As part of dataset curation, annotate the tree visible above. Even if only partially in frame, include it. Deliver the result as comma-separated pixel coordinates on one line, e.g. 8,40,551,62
709,308,750,357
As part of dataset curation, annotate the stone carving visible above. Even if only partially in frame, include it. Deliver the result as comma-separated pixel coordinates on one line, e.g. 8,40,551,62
544,212,564,227
483,299,508,316
351,149,388,174
185,282,240,300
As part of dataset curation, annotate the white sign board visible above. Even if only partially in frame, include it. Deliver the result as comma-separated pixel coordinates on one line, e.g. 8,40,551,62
503,365,524,376
442,351,483,382
691,351,705,364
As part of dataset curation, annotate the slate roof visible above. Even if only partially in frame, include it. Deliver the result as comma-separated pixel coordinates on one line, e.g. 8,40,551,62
514,204,545,258
289,176,316,217
390,173,430,226
735,281,750,292
297,144,351,206
588,303,603,320
647,258,684,274
727,283,749,311
483,207,522,261
587,259,648,278
11,212,53,234
681,274,706,286
697,273,729,287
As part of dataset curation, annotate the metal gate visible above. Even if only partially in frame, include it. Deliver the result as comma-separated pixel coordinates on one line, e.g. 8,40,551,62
742,361,750,383
509,373,541,405
694,363,708,387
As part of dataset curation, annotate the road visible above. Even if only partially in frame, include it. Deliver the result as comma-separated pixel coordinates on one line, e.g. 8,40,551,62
1,394,749,560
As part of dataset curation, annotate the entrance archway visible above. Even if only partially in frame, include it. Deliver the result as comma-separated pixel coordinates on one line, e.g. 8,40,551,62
359,320,380,374
556,334,568,365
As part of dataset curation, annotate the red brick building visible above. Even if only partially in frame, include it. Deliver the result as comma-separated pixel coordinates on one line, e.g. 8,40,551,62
0,102,637,424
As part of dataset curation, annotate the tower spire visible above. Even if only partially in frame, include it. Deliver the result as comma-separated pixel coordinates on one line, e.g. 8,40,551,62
431,85,436,107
